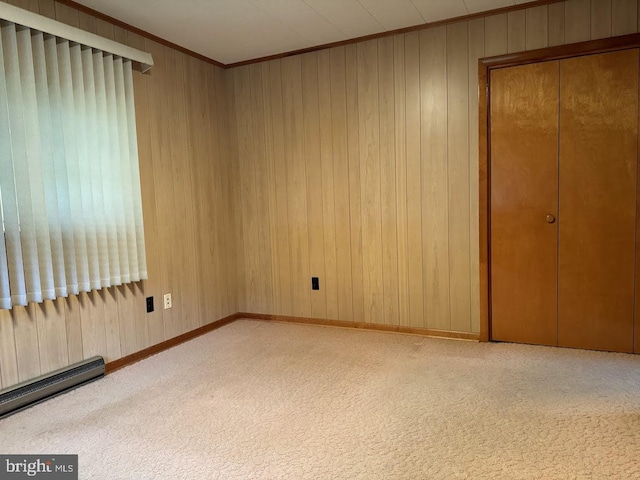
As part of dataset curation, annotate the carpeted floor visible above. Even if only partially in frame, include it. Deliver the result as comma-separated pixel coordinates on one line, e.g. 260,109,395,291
1,319,640,479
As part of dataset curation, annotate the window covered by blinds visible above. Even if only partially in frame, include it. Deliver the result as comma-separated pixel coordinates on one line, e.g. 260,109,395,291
0,21,147,310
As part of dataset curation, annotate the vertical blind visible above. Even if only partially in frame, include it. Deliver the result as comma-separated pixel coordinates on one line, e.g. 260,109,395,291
0,21,147,310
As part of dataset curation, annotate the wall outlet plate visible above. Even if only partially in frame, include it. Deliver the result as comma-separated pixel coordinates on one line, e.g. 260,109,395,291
146,296,154,313
311,277,320,290
163,293,172,309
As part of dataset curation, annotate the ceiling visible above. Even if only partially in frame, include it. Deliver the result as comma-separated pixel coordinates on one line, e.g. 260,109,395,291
73,0,535,65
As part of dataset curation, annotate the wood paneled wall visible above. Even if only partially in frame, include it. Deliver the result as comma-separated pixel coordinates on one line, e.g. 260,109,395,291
230,0,640,333
0,0,241,389
1,0,638,390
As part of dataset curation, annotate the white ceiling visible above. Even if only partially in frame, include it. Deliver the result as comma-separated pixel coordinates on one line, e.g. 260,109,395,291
73,0,534,65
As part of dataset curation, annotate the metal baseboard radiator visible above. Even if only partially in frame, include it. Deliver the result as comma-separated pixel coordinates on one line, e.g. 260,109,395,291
0,356,105,419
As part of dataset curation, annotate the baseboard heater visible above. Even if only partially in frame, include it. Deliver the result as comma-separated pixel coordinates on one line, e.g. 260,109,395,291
0,356,105,419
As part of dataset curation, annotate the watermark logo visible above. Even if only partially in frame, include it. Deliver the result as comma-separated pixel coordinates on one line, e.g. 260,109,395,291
0,456,77,480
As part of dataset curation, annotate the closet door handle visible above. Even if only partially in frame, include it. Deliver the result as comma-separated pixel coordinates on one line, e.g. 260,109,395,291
546,214,556,224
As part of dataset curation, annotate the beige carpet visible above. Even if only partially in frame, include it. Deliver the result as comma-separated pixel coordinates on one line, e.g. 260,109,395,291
1,319,640,479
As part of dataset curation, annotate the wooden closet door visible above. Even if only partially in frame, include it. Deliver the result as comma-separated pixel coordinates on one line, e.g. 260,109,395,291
558,50,639,353
490,61,560,346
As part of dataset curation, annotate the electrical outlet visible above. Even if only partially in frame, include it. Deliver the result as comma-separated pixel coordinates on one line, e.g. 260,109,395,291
163,293,172,309
311,277,320,290
146,297,154,313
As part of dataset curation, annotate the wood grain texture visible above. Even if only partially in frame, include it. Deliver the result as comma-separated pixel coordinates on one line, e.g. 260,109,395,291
229,0,640,337
0,0,240,389
0,311,19,388
357,40,383,325
548,2,566,46
485,14,509,56
565,0,591,43
346,44,365,323
394,35,410,329
612,0,637,35
378,37,399,327
36,300,69,375
239,313,480,341
490,61,560,347
13,305,42,382
468,18,485,334
591,0,613,39
508,10,527,53
330,47,354,322
526,5,550,50
447,22,471,333
421,27,450,331
281,56,312,318
261,62,280,315
5,0,640,389
302,53,327,320
406,32,424,328
268,60,293,317
557,50,638,353
318,50,339,322
249,64,274,316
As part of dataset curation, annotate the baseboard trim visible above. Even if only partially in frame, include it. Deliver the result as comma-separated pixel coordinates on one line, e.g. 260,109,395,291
106,312,479,374
238,313,480,341
105,313,242,374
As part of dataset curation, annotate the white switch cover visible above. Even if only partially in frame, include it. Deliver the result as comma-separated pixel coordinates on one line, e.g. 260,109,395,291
163,293,172,309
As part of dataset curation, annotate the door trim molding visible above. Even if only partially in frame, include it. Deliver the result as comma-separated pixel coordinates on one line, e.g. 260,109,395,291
479,33,640,343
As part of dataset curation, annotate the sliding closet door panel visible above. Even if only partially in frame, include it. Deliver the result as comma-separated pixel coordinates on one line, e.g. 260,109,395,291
490,61,559,346
558,50,638,353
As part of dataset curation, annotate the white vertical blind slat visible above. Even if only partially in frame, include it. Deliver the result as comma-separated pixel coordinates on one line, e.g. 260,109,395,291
123,61,147,279
87,49,110,288
93,50,115,287
44,35,74,298
0,28,15,309
114,57,135,283
67,43,91,292
104,55,128,286
4,25,40,305
57,41,82,295
0,21,147,309
0,25,26,306
17,27,54,303
79,46,101,291
33,32,66,300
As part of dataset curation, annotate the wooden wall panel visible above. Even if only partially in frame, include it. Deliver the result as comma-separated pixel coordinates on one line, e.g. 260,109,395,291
549,2,566,45
612,0,637,35
346,44,366,324
485,14,509,56
302,54,327,320
318,50,339,322
267,60,293,317
0,0,239,389
468,18,485,334
230,0,640,334
261,62,280,315
0,311,19,388
526,6,550,50
250,64,274,315
405,32,423,328
357,40,383,326
591,0,613,39
329,47,354,321
281,56,312,318
508,10,527,53
378,37,399,327
394,35,409,328
447,22,471,333
421,27,450,331
565,0,592,42
4,0,640,388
